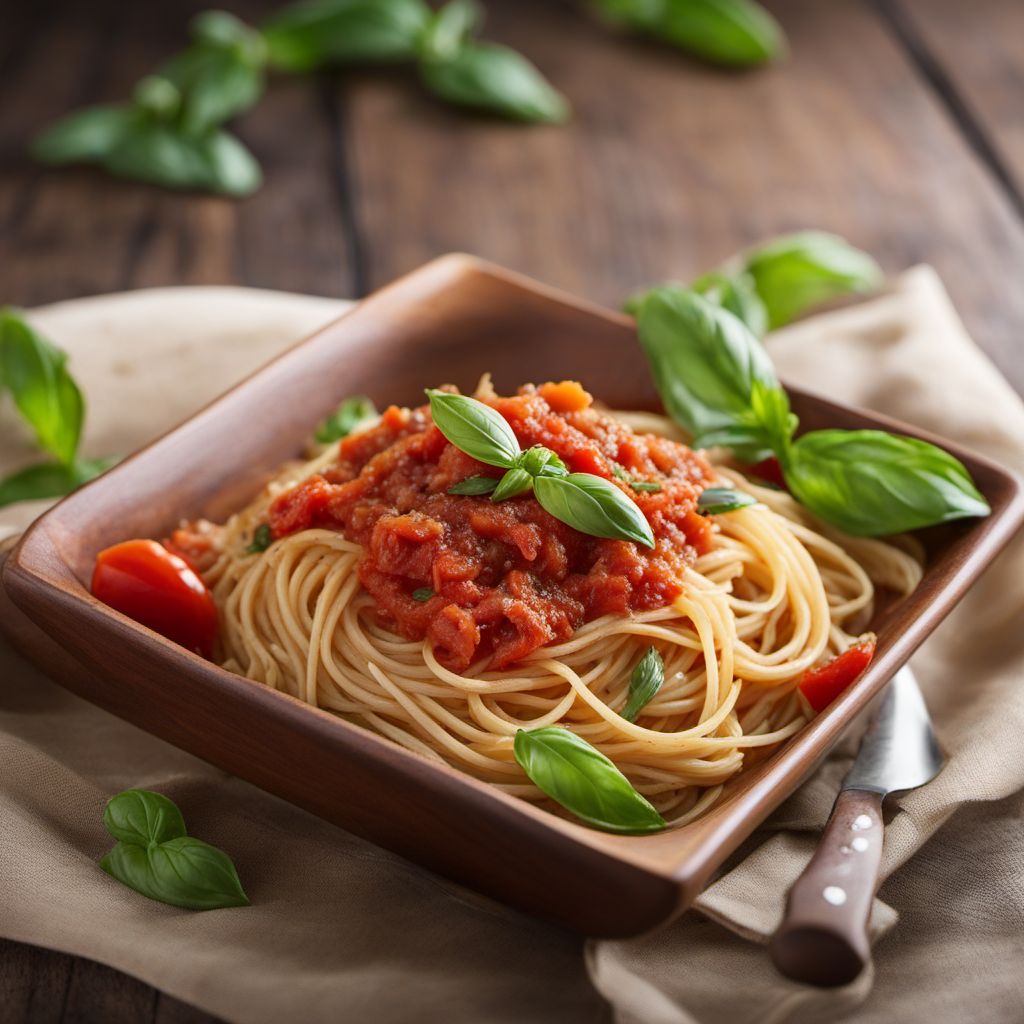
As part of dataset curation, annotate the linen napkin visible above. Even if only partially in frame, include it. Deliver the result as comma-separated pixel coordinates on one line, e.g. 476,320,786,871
1,269,1021,1024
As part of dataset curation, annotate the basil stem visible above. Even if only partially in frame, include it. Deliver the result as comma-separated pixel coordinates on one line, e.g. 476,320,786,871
534,473,655,548
447,474,499,496
783,430,990,536
315,395,377,443
426,389,522,468
99,790,249,911
697,487,756,515
514,727,666,834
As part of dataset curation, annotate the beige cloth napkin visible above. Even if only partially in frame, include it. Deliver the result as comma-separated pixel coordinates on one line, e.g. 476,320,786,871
1,270,1022,1023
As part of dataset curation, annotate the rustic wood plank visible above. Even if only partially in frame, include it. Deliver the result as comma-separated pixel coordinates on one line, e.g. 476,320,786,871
0,0,353,306
893,0,1024,206
344,0,1024,391
0,939,73,1024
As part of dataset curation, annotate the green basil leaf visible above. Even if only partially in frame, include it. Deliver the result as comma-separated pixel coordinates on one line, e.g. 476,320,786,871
697,486,757,515
195,130,262,196
315,395,377,442
491,466,533,502
632,481,662,493
784,429,990,536
420,42,569,124
447,474,499,496
635,285,780,444
595,0,784,67
103,789,187,846
622,646,664,722
163,48,266,137
101,836,249,910
745,231,883,330
420,0,481,63
513,727,665,834
412,587,434,601
247,523,273,553
133,76,183,119
534,473,655,548
262,0,432,72
0,456,117,509
519,445,565,477
690,423,774,463
426,389,521,468
692,270,769,338
191,9,262,51
0,309,84,466
31,105,138,164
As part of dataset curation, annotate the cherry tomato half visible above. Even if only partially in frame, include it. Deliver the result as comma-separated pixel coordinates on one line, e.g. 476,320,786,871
92,539,218,658
799,636,877,713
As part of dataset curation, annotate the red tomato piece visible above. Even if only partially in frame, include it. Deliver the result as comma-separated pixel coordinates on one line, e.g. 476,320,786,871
799,636,877,713
92,539,218,658
745,456,787,490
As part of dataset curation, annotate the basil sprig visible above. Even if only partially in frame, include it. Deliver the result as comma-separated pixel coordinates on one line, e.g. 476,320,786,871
427,390,654,548
592,0,785,67
315,394,377,443
621,646,664,723
99,790,249,911
0,309,117,508
697,487,756,515
513,727,666,834
633,287,990,537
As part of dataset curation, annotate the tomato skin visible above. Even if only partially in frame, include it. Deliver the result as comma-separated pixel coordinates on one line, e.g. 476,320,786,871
91,540,218,658
799,636,877,713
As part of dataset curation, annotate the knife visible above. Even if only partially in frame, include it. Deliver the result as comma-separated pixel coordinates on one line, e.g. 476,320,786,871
769,666,944,988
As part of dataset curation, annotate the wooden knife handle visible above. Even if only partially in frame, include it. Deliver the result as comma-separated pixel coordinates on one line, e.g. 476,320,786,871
769,787,884,987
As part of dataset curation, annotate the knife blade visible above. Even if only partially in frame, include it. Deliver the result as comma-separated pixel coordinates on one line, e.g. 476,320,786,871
769,666,944,988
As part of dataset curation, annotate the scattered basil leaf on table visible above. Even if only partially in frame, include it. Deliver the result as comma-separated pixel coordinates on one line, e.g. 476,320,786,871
514,727,666,834
426,389,521,468
593,0,785,67
745,231,883,330
447,474,499,496
99,789,249,910
0,457,117,509
30,106,139,165
262,0,432,71
419,42,569,123
621,646,664,723
315,394,377,443
782,430,990,536
412,587,435,601
533,473,655,548
419,0,481,63
247,523,273,553
697,487,757,515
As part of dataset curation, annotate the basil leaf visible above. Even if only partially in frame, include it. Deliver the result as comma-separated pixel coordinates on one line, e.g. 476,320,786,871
315,395,377,443
191,9,264,52
412,587,434,601
491,466,533,501
745,231,883,330
783,430,991,536
247,523,273,553
31,105,137,164
419,42,569,124
101,836,249,911
534,473,655,548
519,445,566,477
0,456,117,509
426,389,521,468
697,487,756,515
595,0,784,67
103,789,187,846
163,48,266,137
635,286,781,445
448,474,499,496
0,309,84,466
632,481,662,493
692,270,769,338
622,646,664,723
514,727,665,834
262,0,432,72
420,0,481,62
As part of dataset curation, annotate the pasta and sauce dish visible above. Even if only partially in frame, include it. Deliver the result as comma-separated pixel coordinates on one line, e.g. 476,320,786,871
90,288,989,834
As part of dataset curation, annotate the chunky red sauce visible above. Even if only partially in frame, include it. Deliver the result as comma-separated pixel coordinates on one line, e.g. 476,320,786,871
268,381,714,671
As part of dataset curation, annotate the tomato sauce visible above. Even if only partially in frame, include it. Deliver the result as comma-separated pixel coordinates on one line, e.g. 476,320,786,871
268,382,714,671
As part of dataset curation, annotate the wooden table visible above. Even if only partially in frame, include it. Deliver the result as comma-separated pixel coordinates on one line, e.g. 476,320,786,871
1,0,1022,1019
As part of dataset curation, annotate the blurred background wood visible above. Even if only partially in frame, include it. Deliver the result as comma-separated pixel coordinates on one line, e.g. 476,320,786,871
1,0,1022,1019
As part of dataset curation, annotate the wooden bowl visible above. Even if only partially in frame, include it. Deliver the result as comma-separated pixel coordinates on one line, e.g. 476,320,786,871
4,255,1022,937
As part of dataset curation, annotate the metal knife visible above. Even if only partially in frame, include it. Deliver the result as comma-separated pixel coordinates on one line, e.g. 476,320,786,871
769,666,944,988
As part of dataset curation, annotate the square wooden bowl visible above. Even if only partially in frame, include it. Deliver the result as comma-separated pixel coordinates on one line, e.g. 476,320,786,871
3,255,1022,937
